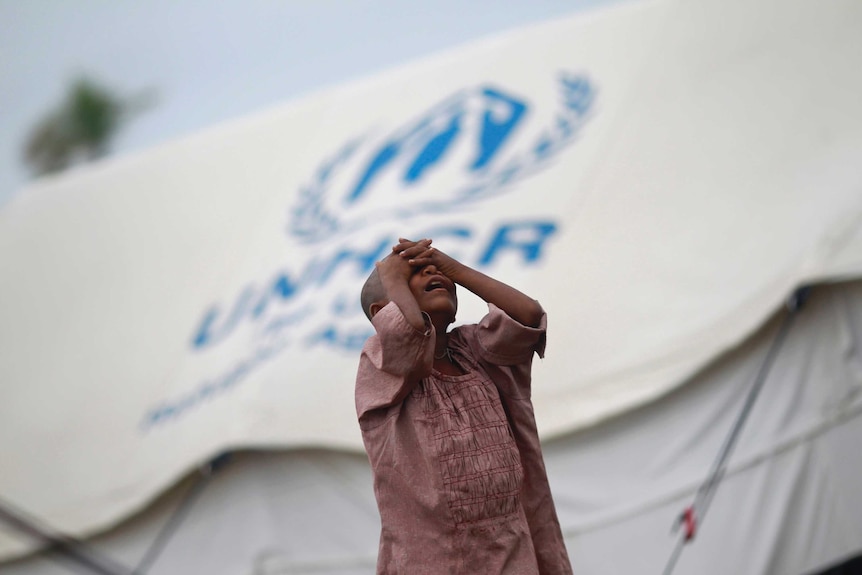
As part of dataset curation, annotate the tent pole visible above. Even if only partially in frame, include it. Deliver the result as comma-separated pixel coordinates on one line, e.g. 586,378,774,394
0,497,132,575
132,453,231,575
0,453,231,575
661,287,811,575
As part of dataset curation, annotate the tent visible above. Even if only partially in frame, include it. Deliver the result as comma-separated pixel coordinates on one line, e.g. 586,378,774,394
2,0,861,573
4,281,862,574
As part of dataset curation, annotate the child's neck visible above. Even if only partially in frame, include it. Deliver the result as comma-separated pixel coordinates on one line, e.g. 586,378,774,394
429,315,451,353
434,330,449,355
432,322,465,375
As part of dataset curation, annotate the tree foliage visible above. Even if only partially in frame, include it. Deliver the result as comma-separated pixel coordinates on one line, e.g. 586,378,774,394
23,76,153,177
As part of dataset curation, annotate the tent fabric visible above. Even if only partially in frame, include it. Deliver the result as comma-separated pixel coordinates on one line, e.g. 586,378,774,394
2,0,862,561
552,280,862,574
3,280,862,574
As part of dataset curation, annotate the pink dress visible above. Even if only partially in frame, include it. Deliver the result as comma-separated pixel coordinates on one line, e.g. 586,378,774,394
355,302,573,574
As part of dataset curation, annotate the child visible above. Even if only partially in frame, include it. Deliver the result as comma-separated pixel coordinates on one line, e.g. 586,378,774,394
355,237,573,574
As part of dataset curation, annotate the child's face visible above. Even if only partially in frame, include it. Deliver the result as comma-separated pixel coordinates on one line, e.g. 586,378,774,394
408,264,458,323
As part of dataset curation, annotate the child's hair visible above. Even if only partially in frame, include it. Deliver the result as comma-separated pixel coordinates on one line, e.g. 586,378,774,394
360,268,385,321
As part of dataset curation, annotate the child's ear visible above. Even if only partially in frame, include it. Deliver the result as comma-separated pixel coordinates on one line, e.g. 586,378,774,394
369,302,384,318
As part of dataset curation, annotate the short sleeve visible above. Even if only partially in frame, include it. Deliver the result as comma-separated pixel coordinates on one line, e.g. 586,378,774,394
355,302,435,419
474,303,547,365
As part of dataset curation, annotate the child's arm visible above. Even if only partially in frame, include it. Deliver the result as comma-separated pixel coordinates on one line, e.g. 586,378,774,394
404,239,544,328
375,238,434,332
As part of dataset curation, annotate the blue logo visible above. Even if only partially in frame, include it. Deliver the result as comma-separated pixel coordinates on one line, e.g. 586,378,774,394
141,72,596,430
290,73,594,242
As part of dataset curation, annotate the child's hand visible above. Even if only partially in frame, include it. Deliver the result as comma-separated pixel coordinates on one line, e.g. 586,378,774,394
402,239,463,281
392,238,433,261
377,238,432,284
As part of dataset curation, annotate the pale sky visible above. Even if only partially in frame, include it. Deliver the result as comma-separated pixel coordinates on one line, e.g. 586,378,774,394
0,0,621,207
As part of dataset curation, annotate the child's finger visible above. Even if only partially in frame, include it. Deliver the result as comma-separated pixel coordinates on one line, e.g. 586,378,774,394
393,238,421,252
407,247,437,265
409,247,435,260
397,239,431,257
391,242,411,254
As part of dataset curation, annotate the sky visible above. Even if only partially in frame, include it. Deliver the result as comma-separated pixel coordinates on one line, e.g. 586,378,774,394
0,0,618,207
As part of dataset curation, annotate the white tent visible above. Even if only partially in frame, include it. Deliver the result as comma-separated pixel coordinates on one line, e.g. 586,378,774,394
4,281,862,575
2,0,862,573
